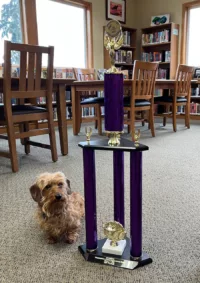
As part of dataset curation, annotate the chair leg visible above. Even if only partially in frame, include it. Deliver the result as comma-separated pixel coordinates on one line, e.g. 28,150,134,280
172,103,177,132
97,105,102,135
7,121,18,172
163,105,169,126
185,102,190,129
19,124,25,145
141,111,145,126
130,108,135,141
24,122,30,154
94,107,98,129
127,111,130,133
48,117,58,162
149,107,155,137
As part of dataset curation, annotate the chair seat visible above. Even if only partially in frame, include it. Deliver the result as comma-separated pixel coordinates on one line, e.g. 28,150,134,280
81,97,104,105
154,96,187,103
0,105,47,120
123,97,151,107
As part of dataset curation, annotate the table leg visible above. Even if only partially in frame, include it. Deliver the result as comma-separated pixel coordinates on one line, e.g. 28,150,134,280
71,86,81,135
83,148,98,251
56,84,68,155
130,151,142,258
113,151,124,226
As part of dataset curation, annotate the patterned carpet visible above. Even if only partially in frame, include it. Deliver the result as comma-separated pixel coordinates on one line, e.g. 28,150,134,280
1,122,200,283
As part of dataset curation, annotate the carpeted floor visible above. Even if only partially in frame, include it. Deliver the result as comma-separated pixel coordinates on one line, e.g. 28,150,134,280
1,122,200,283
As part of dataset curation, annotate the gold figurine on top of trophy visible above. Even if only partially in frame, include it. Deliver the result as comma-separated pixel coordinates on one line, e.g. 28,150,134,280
104,20,124,74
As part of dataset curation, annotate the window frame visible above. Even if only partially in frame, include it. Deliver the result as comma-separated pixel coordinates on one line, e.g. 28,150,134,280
21,0,93,68
181,0,200,64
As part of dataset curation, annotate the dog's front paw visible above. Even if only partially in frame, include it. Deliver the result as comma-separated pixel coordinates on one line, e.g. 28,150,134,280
65,233,78,244
47,236,57,244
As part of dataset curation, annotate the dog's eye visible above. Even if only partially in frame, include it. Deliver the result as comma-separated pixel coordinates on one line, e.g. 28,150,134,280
45,184,51,190
58,182,63,187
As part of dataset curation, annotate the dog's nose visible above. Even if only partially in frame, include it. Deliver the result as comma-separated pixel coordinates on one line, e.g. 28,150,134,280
55,193,62,200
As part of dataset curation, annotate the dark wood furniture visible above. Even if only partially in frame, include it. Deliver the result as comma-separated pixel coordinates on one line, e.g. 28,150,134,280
0,41,57,172
73,68,103,134
154,64,194,132
141,22,179,79
124,61,158,140
71,79,199,135
0,77,74,156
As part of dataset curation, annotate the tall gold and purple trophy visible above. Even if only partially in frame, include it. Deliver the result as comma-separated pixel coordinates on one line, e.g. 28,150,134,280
78,20,152,270
104,20,124,145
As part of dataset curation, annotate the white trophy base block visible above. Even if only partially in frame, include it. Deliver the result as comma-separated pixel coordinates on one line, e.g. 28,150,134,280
102,239,126,256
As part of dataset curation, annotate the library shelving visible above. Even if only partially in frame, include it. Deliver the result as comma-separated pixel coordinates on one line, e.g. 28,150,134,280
103,26,137,78
141,22,179,79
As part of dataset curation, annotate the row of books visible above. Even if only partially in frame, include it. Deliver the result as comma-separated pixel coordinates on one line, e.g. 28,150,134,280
53,106,72,120
177,103,200,114
157,68,169,79
141,51,171,62
115,50,133,64
122,31,131,46
142,30,170,45
0,66,75,79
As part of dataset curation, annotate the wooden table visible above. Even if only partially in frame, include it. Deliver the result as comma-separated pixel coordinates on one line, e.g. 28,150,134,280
0,77,74,155
71,79,199,135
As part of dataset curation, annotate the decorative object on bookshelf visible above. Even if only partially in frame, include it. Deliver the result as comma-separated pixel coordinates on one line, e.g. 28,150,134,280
141,23,179,79
151,14,170,26
106,0,126,24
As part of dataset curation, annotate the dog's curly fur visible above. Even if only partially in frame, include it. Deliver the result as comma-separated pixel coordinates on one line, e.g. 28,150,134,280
29,172,84,244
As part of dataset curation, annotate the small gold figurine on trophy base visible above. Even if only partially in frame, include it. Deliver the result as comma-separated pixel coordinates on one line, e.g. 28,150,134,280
102,221,126,256
106,131,123,146
132,129,141,145
85,127,92,142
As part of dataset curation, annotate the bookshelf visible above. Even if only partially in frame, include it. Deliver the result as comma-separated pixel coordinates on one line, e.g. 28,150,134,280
103,26,137,78
141,22,179,79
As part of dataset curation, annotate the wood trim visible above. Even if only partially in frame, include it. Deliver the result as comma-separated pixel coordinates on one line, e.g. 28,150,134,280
181,0,200,64
21,0,38,45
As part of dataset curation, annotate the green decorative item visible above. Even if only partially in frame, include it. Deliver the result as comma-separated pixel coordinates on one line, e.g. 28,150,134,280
151,14,170,26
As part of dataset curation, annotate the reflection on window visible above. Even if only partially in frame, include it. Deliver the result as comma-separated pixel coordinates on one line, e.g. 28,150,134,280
36,0,86,68
187,7,200,66
0,0,22,64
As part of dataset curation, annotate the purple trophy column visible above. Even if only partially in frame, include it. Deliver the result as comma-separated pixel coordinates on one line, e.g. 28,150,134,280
113,151,124,226
83,148,97,251
130,151,142,258
104,73,124,132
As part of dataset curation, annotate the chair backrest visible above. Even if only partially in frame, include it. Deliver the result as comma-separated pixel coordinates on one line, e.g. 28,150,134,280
73,68,96,81
3,40,54,106
131,60,158,101
175,64,194,97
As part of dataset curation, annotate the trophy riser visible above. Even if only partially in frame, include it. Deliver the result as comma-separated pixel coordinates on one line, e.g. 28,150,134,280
78,238,152,270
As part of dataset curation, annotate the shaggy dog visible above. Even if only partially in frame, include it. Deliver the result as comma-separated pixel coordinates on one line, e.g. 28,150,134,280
29,172,84,244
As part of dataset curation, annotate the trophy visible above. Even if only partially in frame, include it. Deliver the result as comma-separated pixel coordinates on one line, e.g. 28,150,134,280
104,20,124,146
85,126,92,142
102,221,127,256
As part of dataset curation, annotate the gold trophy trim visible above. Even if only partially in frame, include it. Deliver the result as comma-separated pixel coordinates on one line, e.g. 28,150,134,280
103,221,126,247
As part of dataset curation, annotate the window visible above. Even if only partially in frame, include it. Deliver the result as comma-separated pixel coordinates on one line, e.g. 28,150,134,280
36,0,87,68
0,0,22,64
186,6,200,65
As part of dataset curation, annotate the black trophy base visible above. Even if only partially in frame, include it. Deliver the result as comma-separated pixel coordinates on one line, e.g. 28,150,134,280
78,238,152,270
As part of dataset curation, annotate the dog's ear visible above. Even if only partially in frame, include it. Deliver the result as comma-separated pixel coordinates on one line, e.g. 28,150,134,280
66,179,72,195
30,183,42,203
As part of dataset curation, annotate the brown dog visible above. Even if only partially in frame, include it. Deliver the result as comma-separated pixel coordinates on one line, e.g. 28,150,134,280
30,172,84,244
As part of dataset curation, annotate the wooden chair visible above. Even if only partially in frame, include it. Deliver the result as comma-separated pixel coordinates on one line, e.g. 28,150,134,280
124,60,158,140
0,40,57,172
154,64,194,132
73,68,104,134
